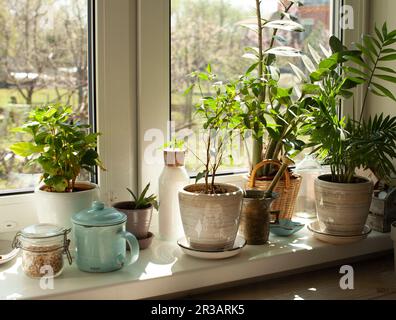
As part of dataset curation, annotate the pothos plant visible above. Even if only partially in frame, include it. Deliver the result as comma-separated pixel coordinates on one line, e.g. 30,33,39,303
296,23,396,184
11,104,104,192
186,65,240,194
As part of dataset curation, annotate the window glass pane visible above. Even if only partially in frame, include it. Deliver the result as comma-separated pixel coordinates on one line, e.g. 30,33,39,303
0,0,90,193
171,0,332,174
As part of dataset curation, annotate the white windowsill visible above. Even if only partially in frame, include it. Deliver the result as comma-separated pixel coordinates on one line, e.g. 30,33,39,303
0,218,393,300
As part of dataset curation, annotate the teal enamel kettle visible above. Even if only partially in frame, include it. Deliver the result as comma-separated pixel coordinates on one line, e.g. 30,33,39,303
72,201,139,273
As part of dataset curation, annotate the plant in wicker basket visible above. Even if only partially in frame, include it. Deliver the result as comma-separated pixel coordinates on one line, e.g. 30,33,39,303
235,0,311,219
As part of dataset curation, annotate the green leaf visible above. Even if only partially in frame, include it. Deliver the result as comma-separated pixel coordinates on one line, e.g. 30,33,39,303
372,82,396,101
384,38,396,46
377,66,396,74
329,36,344,53
183,84,194,96
345,55,370,69
289,62,306,82
374,74,396,84
375,24,384,42
382,22,388,38
10,142,44,157
126,188,138,202
263,20,305,32
345,66,368,79
308,44,322,64
379,54,396,61
363,35,379,55
198,73,209,81
195,170,207,184
81,149,98,167
246,62,259,74
310,68,329,82
266,46,302,57
206,64,212,73
302,84,321,95
302,55,316,73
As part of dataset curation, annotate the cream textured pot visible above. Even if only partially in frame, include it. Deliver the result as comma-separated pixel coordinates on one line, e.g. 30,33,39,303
35,182,99,230
178,183,243,250
314,175,373,235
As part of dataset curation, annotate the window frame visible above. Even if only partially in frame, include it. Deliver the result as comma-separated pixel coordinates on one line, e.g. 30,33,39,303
0,0,370,221
0,0,138,220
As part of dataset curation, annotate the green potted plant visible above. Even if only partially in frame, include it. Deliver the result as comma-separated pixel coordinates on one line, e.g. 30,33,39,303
113,183,158,249
178,68,244,251
10,103,104,229
235,0,308,219
300,24,396,235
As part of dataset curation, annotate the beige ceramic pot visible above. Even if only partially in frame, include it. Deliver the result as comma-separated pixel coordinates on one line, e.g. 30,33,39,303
314,174,373,235
178,183,243,251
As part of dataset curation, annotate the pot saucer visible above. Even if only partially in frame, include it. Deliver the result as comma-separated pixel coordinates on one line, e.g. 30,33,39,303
177,235,246,260
138,232,154,250
0,240,19,265
270,219,305,237
308,221,371,245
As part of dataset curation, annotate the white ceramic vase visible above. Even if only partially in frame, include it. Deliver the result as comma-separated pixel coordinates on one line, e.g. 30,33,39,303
315,174,373,235
158,149,190,241
178,183,243,250
35,181,99,229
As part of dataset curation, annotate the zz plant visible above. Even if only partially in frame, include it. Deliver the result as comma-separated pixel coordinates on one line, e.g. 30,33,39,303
11,104,104,192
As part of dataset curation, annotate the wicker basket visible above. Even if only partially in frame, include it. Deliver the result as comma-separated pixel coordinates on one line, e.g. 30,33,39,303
246,159,302,220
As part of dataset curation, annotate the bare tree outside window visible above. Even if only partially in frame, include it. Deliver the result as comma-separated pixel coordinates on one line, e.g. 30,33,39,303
0,0,90,192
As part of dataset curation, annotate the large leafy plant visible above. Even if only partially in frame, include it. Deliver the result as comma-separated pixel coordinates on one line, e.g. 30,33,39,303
11,104,104,192
236,0,308,176
298,23,396,183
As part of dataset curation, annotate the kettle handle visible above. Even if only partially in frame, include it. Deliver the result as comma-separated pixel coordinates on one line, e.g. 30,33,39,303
121,231,139,265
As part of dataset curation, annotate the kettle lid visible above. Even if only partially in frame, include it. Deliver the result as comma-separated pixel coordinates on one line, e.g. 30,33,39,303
72,201,126,227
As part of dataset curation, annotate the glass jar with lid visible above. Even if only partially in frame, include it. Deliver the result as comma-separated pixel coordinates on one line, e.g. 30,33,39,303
12,224,72,279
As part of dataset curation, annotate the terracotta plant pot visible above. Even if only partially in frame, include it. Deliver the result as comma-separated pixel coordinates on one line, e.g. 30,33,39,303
112,202,153,239
178,183,243,251
239,190,278,245
314,174,374,235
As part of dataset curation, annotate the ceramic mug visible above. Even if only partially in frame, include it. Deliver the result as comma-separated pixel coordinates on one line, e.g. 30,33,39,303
73,222,139,273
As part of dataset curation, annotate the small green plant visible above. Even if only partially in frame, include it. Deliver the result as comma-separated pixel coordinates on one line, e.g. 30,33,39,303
10,103,104,192
126,183,159,210
163,137,185,150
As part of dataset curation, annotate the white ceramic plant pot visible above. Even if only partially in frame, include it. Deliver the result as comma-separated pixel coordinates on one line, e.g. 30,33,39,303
35,182,99,229
391,222,396,273
178,183,243,251
315,174,373,235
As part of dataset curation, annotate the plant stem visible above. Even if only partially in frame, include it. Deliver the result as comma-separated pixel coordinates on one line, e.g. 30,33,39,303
359,47,381,123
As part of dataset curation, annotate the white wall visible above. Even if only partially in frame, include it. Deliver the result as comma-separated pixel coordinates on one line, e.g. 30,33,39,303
366,0,396,118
